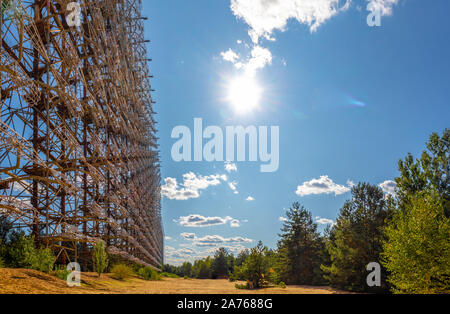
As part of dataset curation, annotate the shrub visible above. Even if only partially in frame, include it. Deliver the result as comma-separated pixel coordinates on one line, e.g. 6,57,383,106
0,256,4,268
4,233,55,273
235,282,249,290
6,233,37,268
278,281,287,289
137,267,148,280
92,240,108,277
54,265,71,281
160,272,179,278
138,266,161,281
111,264,134,280
32,247,55,273
184,275,188,280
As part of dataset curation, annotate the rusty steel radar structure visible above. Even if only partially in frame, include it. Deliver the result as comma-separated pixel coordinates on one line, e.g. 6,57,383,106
0,0,163,270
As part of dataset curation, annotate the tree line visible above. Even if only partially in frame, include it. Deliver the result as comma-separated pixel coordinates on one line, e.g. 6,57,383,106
164,129,449,294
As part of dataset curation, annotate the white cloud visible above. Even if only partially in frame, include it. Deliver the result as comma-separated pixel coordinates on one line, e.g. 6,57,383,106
180,232,253,247
164,246,198,262
315,216,336,226
367,0,399,16
221,49,240,63
180,233,253,247
223,0,400,75
225,162,238,173
230,0,351,43
222,0,347,77
220,45,272,75
379,180,397,196
161,172,227,200
9,182,31,196
279,217,288,223
230,0,399,43
246,196,255,201
165,241,249,265
196,235,253,247
180,232,196,240
296,176,351,197
228,181,239,194
246,46,272,73
221,45,272,75
176,248,196,256
230,219,241,228
165,236,172,241
177,214,240,228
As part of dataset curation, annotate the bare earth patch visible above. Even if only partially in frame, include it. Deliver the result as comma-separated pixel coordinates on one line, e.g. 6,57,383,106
0,269,347,294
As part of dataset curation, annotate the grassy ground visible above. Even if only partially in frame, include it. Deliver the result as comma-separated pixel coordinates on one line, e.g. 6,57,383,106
0,268,348,294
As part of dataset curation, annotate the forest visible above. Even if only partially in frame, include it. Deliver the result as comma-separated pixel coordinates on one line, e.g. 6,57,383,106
163,129,449,294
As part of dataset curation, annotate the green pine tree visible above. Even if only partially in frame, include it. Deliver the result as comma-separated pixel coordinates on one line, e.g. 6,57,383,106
322,183,392,292
239,241,270,289
276,202,326,285
211,247,230,278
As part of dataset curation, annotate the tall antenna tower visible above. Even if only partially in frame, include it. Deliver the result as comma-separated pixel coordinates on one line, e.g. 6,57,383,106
1,0,163,269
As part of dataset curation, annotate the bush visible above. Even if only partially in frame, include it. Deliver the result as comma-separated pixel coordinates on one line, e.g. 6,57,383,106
111,264,134,280
54,265,71,281
92,240,108,277
160,272,179,278
3,233,54,273
138,266,161,281
32,247,55,273
235,282,249,290
278,281,287,289
6,233,37,268
0,256,4,268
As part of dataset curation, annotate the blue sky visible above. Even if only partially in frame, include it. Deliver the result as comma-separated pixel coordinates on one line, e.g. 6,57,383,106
142,0,450,265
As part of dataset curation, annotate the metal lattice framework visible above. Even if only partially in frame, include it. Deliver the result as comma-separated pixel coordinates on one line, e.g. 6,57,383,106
0,0,163,270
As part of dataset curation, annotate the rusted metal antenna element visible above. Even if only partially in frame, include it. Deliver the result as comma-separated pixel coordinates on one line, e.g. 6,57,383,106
0,0,163,270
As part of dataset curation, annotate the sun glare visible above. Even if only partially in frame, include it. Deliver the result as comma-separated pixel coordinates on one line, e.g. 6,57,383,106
227,75,262,114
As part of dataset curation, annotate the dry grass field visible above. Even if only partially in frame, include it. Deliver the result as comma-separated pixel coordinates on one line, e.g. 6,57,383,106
0,268,348,294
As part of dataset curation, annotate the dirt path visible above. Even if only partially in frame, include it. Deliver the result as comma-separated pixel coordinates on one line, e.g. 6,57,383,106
0,268,346,294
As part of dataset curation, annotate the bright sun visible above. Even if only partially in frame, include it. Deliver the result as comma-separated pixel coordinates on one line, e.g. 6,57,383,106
227,75,262,114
